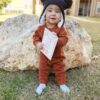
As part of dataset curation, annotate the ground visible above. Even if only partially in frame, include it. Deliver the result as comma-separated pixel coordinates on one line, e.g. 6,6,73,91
0,15,100,100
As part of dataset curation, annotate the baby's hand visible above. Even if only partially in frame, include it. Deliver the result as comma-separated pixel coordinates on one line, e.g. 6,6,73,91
53,32,57,36
36,42,43,50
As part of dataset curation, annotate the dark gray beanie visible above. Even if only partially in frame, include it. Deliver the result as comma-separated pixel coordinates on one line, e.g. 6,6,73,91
40,0,72,26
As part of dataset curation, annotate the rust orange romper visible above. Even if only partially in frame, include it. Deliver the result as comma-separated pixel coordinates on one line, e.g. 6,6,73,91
33,24,68,85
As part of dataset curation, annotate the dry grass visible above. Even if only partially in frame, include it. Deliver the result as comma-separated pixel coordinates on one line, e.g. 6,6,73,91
0,17,100,100
80,17,100,21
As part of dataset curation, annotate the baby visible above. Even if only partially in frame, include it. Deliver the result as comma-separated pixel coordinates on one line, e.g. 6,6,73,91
33,0,72,95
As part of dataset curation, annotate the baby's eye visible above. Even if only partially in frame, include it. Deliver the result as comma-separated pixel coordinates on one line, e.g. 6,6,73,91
47,9,52,12
56,10,61,13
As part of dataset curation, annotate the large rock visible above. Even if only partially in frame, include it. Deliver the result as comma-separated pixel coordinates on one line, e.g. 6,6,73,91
0,14,93,71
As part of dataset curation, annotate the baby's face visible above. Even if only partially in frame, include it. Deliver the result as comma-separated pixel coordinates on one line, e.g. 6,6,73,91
45,4,61,25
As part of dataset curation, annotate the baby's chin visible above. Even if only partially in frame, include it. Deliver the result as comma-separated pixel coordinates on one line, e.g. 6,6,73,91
49,20,59,24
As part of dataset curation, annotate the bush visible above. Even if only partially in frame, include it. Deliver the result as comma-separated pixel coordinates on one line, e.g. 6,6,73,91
0,0,12,11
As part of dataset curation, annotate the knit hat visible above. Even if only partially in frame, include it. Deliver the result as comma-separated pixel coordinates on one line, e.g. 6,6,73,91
39,0,72,27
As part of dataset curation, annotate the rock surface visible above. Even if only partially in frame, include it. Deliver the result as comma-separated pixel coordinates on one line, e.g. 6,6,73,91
0,14,93,71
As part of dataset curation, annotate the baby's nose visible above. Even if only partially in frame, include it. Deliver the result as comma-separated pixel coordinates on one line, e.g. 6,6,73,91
51,11,56,15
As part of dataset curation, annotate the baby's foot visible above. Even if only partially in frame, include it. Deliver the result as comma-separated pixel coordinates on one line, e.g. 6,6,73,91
35,83,46,95
60,84,70,93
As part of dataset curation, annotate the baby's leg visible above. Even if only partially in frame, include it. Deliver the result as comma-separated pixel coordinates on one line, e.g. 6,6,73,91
35,53,50,95
39,53,50,84
53,60,70,93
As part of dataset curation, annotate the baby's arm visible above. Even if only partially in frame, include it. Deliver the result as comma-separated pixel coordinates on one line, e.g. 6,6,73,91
56,27,68,47
33,27,43,50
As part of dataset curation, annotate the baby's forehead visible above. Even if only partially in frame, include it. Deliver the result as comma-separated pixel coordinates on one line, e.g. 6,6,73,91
47,4,61,10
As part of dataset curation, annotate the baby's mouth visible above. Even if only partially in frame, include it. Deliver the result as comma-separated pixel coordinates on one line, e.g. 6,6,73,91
50,18,56,20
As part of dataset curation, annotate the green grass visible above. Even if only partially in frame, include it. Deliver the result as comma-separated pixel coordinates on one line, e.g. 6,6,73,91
0,17,100,100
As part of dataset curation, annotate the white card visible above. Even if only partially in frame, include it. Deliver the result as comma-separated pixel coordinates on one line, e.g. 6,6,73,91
41,28,58,60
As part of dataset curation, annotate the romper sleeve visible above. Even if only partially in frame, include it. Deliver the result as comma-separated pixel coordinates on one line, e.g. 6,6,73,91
56,27,68,47
32,26,42,46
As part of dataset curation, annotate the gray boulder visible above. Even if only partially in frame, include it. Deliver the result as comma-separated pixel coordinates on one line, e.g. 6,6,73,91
0,14,93,71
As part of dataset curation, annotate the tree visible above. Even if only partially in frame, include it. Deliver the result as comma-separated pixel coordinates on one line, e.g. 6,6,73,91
0,0,12,10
